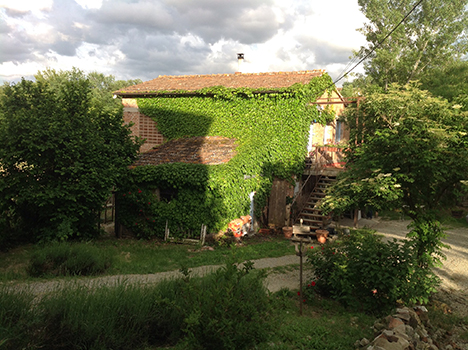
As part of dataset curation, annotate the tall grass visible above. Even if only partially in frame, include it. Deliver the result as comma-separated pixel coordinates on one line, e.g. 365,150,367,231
0,262,271,350
27,242,113,277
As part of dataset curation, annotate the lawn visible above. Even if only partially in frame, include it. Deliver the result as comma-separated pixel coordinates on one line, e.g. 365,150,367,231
0,233,294,282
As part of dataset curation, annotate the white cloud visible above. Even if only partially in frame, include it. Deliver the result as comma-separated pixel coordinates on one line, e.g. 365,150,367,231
74,0,103,10
0,0,52,12
0,0,369,84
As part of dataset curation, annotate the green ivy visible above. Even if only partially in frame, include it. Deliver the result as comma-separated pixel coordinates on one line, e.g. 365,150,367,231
118,75,336,238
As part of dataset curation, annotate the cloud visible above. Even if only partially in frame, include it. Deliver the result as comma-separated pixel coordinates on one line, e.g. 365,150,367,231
0,0,367,84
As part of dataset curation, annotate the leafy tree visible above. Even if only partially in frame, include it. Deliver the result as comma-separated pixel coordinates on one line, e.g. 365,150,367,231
322,83,468,267
419,60,468,111
0,75,141,243
357,0,468,89
34,68,142,115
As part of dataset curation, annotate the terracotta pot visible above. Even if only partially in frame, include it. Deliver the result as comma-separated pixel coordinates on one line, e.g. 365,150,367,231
282,226,293,239
315,229,329,244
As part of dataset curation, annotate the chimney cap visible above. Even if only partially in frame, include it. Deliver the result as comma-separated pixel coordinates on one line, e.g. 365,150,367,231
237,53,244,60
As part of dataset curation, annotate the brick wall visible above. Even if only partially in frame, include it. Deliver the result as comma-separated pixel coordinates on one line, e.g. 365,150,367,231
122,98,165,153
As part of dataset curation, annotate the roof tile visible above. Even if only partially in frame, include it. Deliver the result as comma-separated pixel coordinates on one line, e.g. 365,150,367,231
115,70,325,96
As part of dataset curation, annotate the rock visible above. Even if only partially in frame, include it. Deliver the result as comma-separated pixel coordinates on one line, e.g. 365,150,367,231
360,338,370,347
388,317,405,330
405,325,415,338
374,335,410,350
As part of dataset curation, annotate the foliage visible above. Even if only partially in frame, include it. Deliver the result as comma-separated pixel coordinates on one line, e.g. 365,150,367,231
419,60,468,111
34,68,142,116
0,73,141,242
321,83,468,266
119,75,336,237
0,262,270,350
357,0,468,89
306,230,440,314
27,242,113,277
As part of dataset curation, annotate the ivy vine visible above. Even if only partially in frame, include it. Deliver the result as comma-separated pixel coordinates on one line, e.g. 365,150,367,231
118,75,336,238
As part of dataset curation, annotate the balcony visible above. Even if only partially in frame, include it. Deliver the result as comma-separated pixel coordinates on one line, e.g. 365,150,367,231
304,145,346,176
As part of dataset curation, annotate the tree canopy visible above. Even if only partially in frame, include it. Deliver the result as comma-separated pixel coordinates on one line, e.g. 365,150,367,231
0,71,141,243
357,0,468,89
322,83,468,266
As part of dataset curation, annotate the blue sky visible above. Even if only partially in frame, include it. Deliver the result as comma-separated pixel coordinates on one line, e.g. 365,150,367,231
0,0,368,84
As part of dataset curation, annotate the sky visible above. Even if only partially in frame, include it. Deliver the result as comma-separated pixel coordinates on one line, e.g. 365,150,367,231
0,0,368,86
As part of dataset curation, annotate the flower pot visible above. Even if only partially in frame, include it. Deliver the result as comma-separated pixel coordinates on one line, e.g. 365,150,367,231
282,226,293,239
315,229,329,244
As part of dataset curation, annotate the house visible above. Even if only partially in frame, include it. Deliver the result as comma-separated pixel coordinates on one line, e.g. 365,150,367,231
113,70,348,237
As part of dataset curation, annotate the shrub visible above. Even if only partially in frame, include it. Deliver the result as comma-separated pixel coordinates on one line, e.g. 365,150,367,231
175,261,271,350
27,242,113,277
306,229,439,314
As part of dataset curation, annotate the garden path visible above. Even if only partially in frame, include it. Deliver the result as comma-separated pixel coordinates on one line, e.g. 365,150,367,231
5,217,468,315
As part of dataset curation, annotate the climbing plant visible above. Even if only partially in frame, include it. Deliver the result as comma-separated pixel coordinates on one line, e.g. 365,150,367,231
118,75,336,238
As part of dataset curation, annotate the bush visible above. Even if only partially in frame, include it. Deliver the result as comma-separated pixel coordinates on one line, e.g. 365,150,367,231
176,261,271,350
306,229,439,314
27,242,113,277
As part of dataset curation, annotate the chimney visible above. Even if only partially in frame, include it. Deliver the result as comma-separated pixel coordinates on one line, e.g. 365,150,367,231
237,53,244,73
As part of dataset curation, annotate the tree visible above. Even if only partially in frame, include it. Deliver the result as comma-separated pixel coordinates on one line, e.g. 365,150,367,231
322,83,468,267
419,60,468,111
357,0,468,89
34,68,142,116
0,74,141,243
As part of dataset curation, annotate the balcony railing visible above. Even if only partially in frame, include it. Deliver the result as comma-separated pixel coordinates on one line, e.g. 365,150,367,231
305,145,346,170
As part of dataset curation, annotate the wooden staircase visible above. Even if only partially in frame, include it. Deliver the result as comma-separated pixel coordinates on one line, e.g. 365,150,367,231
296,176,336,231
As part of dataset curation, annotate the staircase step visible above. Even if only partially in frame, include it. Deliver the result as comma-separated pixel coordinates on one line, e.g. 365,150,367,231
300,212,326,218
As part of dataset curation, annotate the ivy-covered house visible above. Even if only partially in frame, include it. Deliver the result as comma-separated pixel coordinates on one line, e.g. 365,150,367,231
113,70,347,238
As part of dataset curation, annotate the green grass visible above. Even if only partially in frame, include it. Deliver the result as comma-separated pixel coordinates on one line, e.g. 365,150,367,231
0,271,376,350
0,234,293,282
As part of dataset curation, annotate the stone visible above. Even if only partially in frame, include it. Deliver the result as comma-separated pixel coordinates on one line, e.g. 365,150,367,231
405,325,415,338
388,317,405,329
360,338,370,347
395,313,411,322
375,322,387,333
374,336,410,350
408,309,422,328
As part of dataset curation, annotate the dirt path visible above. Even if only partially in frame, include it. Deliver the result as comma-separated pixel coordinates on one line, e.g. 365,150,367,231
4,218,468,311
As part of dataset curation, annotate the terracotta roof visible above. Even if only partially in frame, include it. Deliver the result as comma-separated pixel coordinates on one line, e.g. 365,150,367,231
130,136,238,168
114,70,325,97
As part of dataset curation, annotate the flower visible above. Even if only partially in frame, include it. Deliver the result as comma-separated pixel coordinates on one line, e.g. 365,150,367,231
311,281,316,287
372,289,377,294
321,246,324,250
148,202,151,205
303,299,306,303
138,189,142,193
128,192,131,195
297,291,300,296
123,194,126,197
310,246,314,249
